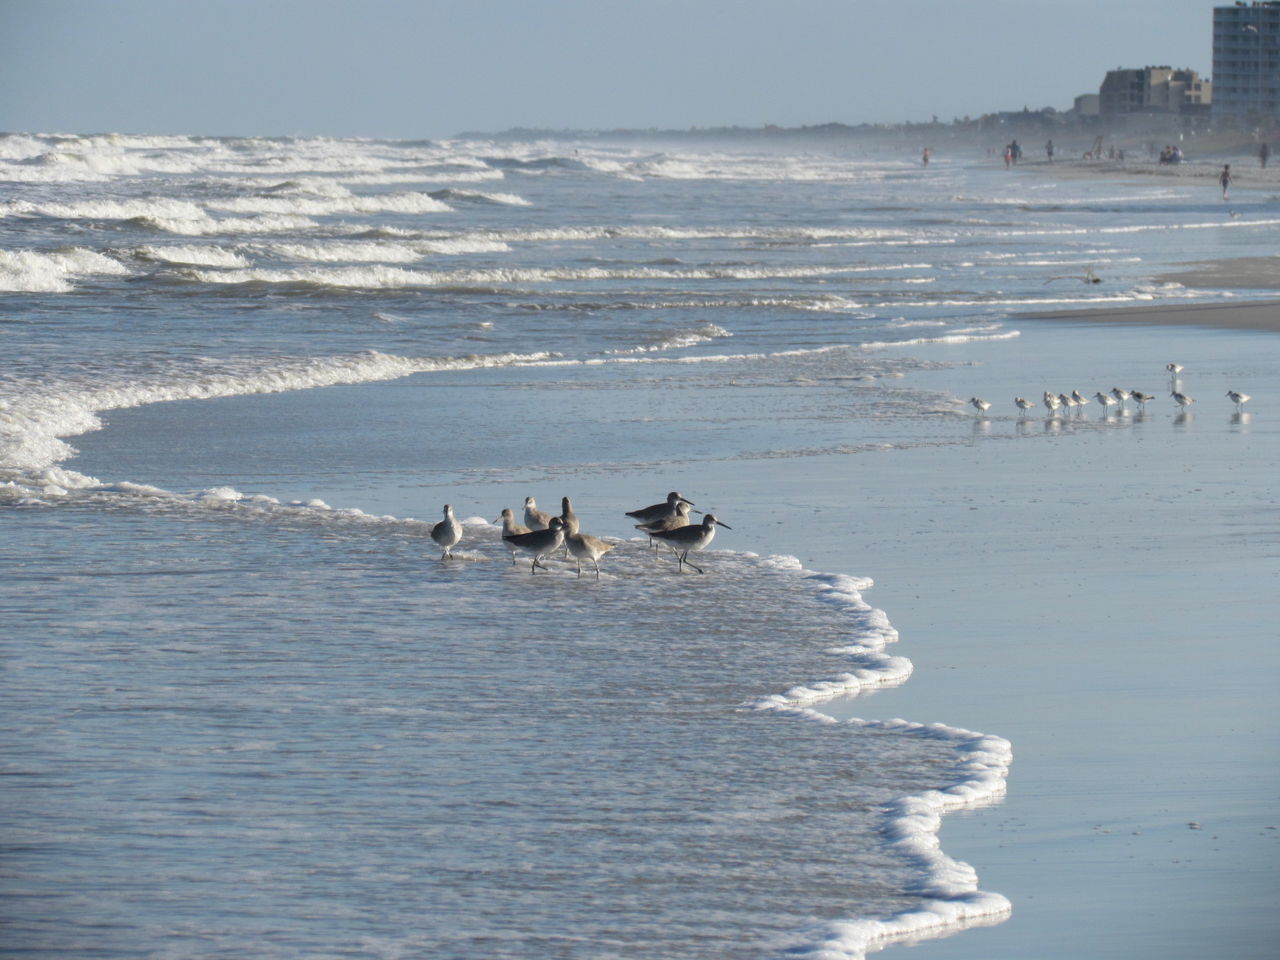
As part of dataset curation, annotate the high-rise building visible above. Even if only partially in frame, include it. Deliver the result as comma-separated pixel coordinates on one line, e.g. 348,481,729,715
1212,2,1280,124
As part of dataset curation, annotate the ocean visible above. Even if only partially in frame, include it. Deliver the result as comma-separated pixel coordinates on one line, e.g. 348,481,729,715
3,132,1277,959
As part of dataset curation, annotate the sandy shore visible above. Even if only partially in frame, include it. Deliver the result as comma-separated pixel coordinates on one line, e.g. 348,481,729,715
1020,154,1280,190
1021,298,1280,332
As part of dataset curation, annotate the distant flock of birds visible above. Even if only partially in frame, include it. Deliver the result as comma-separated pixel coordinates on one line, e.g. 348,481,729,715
968,363,1252,418
428,492,730,578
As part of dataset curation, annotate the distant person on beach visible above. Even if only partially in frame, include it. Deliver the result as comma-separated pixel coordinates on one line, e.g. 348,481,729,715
1261,143,1270,169
1003,145,1012,168
1045,139,1054,161
1220,164,1232,201
922,147,931,166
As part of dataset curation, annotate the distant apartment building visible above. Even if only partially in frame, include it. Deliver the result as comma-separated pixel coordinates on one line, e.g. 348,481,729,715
1098,66,1211,116
1212,2,1280,124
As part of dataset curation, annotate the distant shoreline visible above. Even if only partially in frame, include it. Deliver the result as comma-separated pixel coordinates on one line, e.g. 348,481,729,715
1019,297,1280,333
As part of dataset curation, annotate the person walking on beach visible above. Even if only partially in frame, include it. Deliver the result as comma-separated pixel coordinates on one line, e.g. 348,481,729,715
1261,143,1270,169
1045,139,1054,162
1219,164,1232,201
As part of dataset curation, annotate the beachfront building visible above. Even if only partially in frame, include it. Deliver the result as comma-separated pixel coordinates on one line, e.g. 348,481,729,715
1098,66,1211,117
1212,2,1280,125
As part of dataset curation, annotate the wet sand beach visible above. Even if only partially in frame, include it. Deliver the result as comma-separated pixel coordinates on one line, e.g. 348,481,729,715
812,301,1279,959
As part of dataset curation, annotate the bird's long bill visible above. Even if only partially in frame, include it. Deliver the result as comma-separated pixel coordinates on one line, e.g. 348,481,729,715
715,519,731,529
681,498,696,506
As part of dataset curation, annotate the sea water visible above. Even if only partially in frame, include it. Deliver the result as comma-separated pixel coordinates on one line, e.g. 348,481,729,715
2,133,1277,959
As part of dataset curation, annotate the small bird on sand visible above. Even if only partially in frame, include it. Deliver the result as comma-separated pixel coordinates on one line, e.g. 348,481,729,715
1167,362,1184,375
969,397,992,415
1015,396,1035,415
1071,389,1089,407
504,517,565,574
523,496,552,531
431,503,463,560
494,507,531,564
626,491,695,525
1043,391,1061,414
1130,390,1155,410
1172,391,1195,409
1094,391,1118,413
647,514,731,575
565,531,617,579
1226,390,1251,412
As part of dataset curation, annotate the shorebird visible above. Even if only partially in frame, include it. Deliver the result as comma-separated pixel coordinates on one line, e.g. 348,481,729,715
1094,391,1118,413
1130,390,1155,410
969,397,992,415
1015,396,1035,415
1172,391,1195,409
559,496,580,536
504,516,565,573
1110,386,1131,408
647,514,730,574
1058,392,1078,413
1167,362,1184,375
625,491,694,526
1226,390,1252,412
565,531,617,579
431,503,463,560
523,496,552,531
636,499,694,544
494,507,531,564
1043,391,1061,415
1071,389,1090,407
1043,266,1102,284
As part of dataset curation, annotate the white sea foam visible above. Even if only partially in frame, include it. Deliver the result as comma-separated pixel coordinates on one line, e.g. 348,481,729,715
0,350,556,481
0,247,131,292
131,244,252,268
861,330,1022,350
203,190,454,216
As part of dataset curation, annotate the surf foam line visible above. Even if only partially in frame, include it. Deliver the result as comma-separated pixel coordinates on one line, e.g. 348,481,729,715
4,334,819,486
748,560,1013,960
0,349,558,483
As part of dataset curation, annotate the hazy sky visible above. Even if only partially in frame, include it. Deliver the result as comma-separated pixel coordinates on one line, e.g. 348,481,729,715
1,0,1221,138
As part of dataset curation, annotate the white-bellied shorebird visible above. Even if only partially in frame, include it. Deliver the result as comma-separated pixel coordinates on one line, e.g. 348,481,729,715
1172,391,1195,409
626,491,694,525
431,504,462,560
648,514,730,574
1071,389,1089,407
565,531,617,579
1167,362,1184,375
1094,391,1118,413
1015,396,1035,415
523,496,552,531
1043,391,1061,415
504,517,565,574
969,397,991,415
494,507,531,564
1226,390,1251,412
1130,390,1155,410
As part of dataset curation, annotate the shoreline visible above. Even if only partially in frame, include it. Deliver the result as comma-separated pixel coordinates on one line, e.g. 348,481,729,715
1018,297,1280,332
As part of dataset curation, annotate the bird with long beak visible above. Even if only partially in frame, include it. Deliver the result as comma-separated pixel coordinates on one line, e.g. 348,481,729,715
504,517,565,574
646,514,730,574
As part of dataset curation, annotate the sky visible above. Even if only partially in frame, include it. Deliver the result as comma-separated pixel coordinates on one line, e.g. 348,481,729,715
0,0,1222,138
